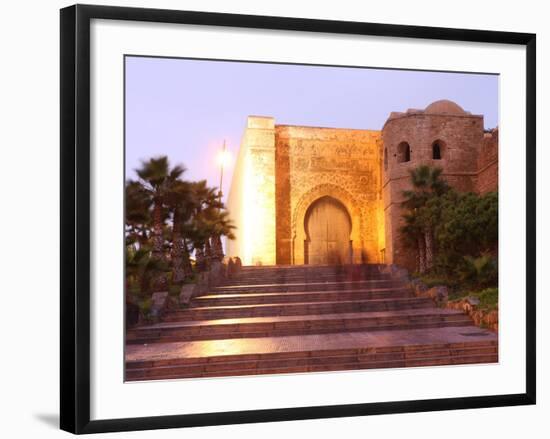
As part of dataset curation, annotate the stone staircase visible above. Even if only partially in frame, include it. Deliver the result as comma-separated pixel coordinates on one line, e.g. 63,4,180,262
125,264,498,381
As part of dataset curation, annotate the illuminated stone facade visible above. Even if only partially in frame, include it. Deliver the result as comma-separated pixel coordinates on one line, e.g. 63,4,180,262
225,116,277,266
226,100,498,268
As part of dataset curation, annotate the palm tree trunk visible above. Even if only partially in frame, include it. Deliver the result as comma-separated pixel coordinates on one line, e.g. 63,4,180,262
139,228,148,248
182,238,193,277
151,200,167,290
424,228,434,271
152,201,163,258
204,240,212,269
211,235,224,261
417,236,426,273
140,265,150,294
195,245,206,272
171,209,186,284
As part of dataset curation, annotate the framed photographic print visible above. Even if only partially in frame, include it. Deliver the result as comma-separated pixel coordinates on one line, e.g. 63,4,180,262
60,4,536,434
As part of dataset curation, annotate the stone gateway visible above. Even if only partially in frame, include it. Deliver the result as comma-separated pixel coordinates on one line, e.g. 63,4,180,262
226,100,498,270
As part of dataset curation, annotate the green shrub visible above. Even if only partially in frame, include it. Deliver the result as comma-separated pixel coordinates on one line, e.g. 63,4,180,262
414,272,462,294
183,273,198,284
475,287,499,311
168,284,181,296
449,287,498,311
457,255,498,290
435,191,498,265
400,167,498,279
137,297,153,319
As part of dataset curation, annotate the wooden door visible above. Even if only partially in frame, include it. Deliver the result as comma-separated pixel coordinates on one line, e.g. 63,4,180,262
305,197,351,265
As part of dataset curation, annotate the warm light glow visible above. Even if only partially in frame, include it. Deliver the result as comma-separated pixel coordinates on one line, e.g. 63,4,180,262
217,149,233,168
241,146,276,266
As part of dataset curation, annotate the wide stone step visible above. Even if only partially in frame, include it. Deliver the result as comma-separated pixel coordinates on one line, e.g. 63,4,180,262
237,264,386,274
192,287,413,307
231,267,392,279
125,327,498,381
224,276,394,286
236,270,389,276
126,351,498,380
126,309,473,344
163,297,435,321
226,273,393,283
213,279,408,294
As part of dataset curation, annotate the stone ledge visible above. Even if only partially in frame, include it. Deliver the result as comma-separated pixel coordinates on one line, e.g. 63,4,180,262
447,298,498,332
410,279,449,307
148,291,178,322
179,258,243,307
410,278,497,331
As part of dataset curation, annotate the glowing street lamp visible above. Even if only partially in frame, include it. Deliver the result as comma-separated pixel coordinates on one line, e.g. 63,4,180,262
216,140,232,200
213,140,232,261
216,141,232,168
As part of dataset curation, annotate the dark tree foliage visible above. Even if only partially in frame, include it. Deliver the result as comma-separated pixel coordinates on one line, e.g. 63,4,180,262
400,166,498,288
125,155,236,304
433,191,498,265
400,165,450,272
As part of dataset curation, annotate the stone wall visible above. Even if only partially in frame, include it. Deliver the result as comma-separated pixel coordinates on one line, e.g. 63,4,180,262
227,100,496,268
226,116,277,266
477,128,499,194
275,125,384,264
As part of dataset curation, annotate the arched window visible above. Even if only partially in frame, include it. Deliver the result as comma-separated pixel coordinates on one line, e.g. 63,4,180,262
384,148,388,170
432,140,444,160
397,142,411,163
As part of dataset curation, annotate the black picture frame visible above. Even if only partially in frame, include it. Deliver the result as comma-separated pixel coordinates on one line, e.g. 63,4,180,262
60,4,536,434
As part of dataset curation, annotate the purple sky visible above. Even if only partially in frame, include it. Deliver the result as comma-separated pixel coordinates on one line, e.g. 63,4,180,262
125,56,498,202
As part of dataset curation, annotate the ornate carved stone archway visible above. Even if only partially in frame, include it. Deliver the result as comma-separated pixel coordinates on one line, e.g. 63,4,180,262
291,184,364,264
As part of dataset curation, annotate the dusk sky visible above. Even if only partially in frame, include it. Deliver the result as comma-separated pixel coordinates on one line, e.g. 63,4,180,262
125,56,498,202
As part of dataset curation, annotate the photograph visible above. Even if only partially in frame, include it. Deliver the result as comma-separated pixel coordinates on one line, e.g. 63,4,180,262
123,56,500,381
0,0,541,436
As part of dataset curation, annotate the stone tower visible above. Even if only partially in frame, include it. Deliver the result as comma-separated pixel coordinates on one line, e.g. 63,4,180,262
381,99,485,269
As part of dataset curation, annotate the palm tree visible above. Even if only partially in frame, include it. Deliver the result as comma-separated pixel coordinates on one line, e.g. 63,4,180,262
402,166,449,209
401,212,426,273
125,180,152,247
134,156,185,290
189,180,223,271
166,179,195,284
126,157,236,288
189,215,211,271
179,222,196,279
208,210,236,261
401,165,449,272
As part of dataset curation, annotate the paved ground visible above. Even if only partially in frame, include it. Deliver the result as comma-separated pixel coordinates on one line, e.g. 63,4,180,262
126,326,498,363
126,265,498,380
134,308,467,329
